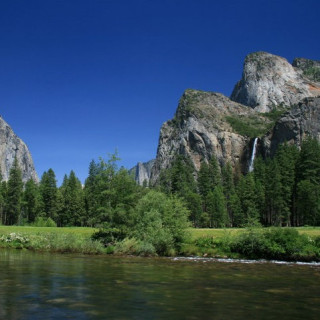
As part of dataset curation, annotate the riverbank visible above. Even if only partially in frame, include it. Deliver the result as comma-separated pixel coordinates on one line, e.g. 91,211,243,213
0,226,319,261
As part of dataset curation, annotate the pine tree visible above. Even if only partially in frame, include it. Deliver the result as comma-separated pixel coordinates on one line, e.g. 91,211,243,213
0,173,6,224
206,186,228,228
236,173,259,225
198,161,211,198
296,180,320,226
221,162,236,225
59,171,85,226
275,143,299,226
23,179,41,223
6,158,23,225
40,169,58,222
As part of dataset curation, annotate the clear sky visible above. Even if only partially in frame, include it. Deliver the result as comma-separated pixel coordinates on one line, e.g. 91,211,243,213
0,0,319,185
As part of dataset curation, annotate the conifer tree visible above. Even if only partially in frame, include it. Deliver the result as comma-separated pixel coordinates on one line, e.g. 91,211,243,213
6,157,23,225
60,171,85,226
206,186,228,228
23,179,41,223
40,169,58,222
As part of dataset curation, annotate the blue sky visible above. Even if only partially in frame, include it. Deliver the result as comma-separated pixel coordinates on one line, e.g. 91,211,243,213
0,0,319,184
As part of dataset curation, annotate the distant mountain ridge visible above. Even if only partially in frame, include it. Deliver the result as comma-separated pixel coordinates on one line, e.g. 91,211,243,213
131,51,320,185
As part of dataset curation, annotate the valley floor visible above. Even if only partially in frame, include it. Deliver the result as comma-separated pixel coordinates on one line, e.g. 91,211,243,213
0,226,319,261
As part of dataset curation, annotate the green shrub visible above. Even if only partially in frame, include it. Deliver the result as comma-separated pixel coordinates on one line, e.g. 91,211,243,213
91,226,127,246
114,238,156,256
230,227,320,261
33,217,57,227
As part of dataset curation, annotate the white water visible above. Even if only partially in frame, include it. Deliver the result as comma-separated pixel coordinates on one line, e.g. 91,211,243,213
249,137,258,172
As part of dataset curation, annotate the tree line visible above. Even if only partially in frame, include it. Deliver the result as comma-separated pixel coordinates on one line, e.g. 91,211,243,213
1,137,320,228
157,136,320,227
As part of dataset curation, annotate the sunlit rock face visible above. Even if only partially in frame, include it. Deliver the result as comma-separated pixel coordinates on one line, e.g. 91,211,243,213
150,89,257,184
130,159,155,186
0,116,38,182
143,52,320,185
231,52,320,112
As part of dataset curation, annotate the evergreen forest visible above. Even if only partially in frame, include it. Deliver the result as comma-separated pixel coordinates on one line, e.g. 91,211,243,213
1,137,320,231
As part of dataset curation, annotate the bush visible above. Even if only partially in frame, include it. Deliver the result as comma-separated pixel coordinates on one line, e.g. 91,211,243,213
230,227,320,261
33,217,57,227
114,238,156,256
91,226,127,246
132,191,190,255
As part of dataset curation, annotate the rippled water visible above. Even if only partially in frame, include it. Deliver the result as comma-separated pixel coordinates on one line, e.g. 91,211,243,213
0,250,319,319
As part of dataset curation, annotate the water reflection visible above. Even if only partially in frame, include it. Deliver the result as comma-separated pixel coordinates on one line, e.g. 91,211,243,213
0,250,319,319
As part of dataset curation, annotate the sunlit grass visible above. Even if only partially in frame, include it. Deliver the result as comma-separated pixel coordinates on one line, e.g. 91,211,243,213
0,225,98,239
188,227,320,240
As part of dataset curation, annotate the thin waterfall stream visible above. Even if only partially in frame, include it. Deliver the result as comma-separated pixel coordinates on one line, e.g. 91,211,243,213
249,137,258,172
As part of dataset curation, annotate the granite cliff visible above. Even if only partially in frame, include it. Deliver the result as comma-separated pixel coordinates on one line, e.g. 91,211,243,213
132,52,320,186
0,116,38,182
129,159,155,186
231,52,320,112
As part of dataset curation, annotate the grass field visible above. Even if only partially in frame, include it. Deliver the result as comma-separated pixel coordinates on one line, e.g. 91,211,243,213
0,225,319,258
188,226,320,239
0,225,319,239
0,225,97,238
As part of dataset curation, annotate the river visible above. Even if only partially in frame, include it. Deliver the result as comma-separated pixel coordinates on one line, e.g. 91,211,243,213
0,250,319,319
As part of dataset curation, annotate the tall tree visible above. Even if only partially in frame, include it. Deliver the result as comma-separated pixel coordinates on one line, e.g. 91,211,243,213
6,158,23,225
40,169,58,221
206,186,228,228
23,179,41,223
60,171,85,226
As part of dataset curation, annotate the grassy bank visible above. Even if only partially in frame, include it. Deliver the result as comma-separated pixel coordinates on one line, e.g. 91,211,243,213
184,227,320,262
0,226,319,261
0,226,103,254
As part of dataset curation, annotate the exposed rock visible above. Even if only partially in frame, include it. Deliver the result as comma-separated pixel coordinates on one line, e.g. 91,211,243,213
150,89,261,184
144,52,320,185
0,116,38,182
293,57,320,83
262,97,320,157
130,159,155,186
231,52,320,112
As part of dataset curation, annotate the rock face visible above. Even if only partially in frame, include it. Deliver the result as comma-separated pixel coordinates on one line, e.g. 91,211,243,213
150,89,263,183
262,97,320,157
231,52,320,112
148,52,320,185
130,159,155,185
0,116,38,182
292,57,320,82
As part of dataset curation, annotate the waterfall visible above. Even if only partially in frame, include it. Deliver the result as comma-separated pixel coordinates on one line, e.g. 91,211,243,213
249,138,258,172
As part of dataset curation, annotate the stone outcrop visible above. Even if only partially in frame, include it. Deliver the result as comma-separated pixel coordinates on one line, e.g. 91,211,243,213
141,52,320,185
261,97,320,157
130,159,155,185
0,116,38,182
231,52,320,112
150,89,266,183
293,57,320,82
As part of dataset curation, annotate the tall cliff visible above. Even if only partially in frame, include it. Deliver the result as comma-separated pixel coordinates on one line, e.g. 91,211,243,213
230,52,320,112
0,116,38,182
150,89,274,184
130,159,155,186
148,52,320,185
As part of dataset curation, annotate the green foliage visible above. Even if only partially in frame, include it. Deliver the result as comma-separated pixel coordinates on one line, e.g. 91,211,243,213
40,169,58,221
230,227,320,261
59,170,85,226
23,179,42,223
303,65,320,82
225,115,270,138
33,217,57,227
132,191,190,255
6,158,23,225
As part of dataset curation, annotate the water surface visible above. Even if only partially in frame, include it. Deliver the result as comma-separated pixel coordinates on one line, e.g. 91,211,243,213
0,250,319,319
